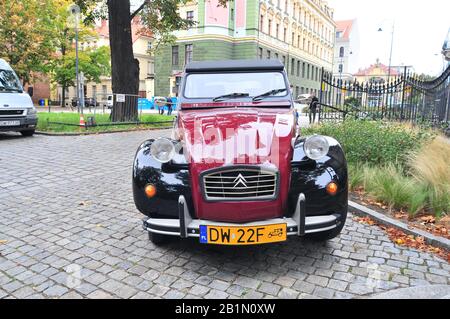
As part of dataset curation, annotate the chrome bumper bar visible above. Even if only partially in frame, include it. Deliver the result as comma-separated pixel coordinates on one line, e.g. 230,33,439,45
142,194,340,238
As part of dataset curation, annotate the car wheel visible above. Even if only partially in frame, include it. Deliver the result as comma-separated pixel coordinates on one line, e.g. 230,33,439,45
148,232,170,245
21,130,35,137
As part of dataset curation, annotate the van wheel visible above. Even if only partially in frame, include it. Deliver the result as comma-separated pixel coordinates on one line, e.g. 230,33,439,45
21,130,35,137
148,232,170,245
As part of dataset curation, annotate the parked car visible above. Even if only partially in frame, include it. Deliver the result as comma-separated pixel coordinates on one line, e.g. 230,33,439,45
106,94,113,109
0,58,37,136
132,59,348,245
84,97,97,107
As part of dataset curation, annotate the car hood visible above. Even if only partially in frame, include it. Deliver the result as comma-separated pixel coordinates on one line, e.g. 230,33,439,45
178,107,295,166
0,92,33,109
177,107,296,222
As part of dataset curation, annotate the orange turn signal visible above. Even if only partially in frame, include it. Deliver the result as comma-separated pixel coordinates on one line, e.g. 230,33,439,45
326,182,338,196
145,184,157,198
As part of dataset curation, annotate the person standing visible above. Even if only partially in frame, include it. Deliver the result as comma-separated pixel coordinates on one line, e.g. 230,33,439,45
309,95,319,124
166,96,173,116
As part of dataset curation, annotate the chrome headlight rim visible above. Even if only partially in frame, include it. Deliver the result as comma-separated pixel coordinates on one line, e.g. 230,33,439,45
303,135,330,160
150,137,176,163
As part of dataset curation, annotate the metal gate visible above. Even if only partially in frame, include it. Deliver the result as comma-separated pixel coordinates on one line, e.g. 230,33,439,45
318,65,450,126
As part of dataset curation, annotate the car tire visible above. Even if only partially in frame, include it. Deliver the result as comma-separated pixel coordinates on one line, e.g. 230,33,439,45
148,232,170,245
305,213,347,241
21,130,35,137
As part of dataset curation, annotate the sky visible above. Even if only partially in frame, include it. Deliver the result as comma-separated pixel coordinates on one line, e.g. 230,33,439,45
327,0,450,76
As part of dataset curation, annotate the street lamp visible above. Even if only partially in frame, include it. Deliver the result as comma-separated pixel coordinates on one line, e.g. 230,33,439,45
378,21,395,84
69,4,81,114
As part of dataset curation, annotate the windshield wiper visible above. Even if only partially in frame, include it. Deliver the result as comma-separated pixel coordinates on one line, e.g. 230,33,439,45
252,88,287,101
213,92,249,102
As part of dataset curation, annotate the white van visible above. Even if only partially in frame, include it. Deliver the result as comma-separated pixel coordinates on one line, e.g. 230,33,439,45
0,59,37,136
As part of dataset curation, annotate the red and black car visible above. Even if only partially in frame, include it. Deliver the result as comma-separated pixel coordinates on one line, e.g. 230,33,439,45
133,60,348,246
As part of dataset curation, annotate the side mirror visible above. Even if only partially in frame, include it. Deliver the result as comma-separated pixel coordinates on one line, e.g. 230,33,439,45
27,87,34,97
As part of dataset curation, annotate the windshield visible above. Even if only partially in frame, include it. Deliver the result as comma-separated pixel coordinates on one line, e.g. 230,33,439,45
0,69,22,92
184,72,288,99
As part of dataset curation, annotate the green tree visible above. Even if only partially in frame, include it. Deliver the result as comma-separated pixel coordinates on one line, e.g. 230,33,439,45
52,46,111,103
75,0,227,122
0,0,58,85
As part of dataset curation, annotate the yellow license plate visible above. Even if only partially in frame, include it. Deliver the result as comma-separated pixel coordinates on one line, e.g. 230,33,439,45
199,224,287,245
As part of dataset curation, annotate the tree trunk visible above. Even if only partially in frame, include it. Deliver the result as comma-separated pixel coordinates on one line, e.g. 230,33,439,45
107,0,139,122
61,84,66,107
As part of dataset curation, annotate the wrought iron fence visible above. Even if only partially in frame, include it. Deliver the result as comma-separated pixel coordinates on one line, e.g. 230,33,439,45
318,65,450,127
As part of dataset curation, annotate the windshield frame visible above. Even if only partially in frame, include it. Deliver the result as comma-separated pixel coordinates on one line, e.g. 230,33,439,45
182,71,290,101
0,69,23,92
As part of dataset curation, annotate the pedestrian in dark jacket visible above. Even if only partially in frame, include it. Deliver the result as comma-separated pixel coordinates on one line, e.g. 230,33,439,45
309,96,319,124
166,97,173,116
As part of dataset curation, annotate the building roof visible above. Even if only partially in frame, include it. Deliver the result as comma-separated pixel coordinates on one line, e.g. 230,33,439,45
96,17,153,43
185,59,285,72
354,62,400,77
335,20,354,40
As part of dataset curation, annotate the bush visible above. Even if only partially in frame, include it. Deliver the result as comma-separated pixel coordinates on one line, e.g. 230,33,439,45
303,119,434,169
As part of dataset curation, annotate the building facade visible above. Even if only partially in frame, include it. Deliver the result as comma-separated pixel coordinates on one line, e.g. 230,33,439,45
354,60,400,84
333,19,359,81
154,0,335,98
60,18,155,106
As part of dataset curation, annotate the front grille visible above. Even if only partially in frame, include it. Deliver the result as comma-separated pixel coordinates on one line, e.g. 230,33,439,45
202,167,278,201
0,110,24,116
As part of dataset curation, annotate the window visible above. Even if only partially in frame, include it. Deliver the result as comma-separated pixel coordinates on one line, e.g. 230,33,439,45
338,64,343,73
297,61,300,77
336,31,343,38
311,67,314,80
185,44,193,64
276,24,280,38
267,50,271,59
268,19,272,35
339,46,345,58
92,85,97,98
172,46,179,66
147,41,152,51
307,64,310,79
147,61,154,75
184,72,288,99
102,85,107,97
284,0,288,12
283,28,287,42
260,15,264,31
291,58,295,75
302,62,306,78
282,56,286,66
186,11,194,21
275,53,279,60
292,32,295,46
258,47,263,59
230,8,234,21
297,35,300,48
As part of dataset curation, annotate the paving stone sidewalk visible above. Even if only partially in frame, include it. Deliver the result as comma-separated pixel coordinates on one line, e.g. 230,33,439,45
0,130,448,299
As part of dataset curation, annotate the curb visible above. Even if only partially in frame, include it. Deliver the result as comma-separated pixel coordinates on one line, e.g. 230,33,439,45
35,127,172,136
348,200,450,251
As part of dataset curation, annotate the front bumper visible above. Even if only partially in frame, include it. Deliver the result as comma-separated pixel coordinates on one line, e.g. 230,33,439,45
0,116,37,132
142,194,342,238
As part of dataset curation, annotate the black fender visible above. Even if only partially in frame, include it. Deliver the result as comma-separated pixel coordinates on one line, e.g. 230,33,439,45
288,136,348,219
132,139,194,219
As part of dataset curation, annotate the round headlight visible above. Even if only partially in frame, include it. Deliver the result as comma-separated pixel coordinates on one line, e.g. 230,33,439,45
150,138,175,163
304,135,329,160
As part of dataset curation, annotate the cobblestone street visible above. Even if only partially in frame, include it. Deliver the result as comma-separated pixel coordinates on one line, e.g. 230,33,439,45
0,130,449,299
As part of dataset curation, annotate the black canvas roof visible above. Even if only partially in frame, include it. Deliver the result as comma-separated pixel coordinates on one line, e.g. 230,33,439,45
185,59,285,72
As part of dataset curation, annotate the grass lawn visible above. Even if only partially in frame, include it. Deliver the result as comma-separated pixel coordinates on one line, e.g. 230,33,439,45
37,112,174,133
